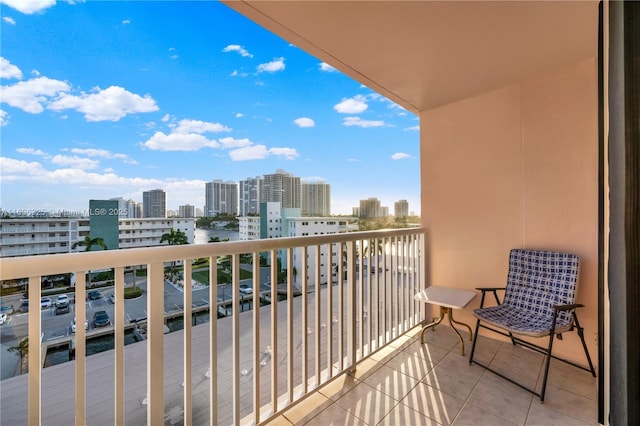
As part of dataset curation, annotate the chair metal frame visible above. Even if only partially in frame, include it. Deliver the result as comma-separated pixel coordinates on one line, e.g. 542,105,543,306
468,249,596,402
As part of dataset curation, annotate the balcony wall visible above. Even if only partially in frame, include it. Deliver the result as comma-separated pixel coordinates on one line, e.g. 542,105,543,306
421,57,598,363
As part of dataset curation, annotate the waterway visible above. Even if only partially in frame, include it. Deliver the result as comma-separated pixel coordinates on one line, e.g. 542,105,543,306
194,228,239,244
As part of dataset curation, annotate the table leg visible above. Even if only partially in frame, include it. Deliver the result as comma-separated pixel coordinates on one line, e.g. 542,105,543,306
446,308,473,355
420,306,445,343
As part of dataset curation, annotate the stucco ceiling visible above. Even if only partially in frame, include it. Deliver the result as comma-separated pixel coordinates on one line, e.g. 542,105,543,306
222,0,599,114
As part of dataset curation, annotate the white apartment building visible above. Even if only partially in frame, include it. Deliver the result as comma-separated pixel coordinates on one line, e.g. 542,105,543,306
0,218,195,257
238,216,261,241
205,180,238,217
301,181,331,216
239,176,261,216
261,169,301,209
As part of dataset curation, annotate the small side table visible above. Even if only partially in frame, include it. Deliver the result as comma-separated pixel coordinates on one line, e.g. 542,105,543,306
414,286,477,355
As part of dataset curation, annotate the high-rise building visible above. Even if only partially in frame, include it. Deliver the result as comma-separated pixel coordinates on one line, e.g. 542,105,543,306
394,199,409,217
261,169,301,209
205,180,238,217
358,197,387,219
239,176,261,216
143,189,166,218
302,181,331,216
178,204,195,218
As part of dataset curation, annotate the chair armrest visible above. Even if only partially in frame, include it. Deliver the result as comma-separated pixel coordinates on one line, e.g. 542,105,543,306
552,303,584,312
475,287,506,307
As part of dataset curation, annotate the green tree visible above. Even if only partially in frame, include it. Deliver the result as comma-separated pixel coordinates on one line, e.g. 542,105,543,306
8,337,29,374
72,236,108,287
160,229,189,278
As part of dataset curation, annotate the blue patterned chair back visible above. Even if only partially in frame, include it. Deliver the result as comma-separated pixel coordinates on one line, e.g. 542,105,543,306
503,249,580,327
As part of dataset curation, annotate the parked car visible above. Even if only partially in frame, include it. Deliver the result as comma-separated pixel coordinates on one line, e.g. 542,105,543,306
71,317,88,333
0,305,14,315
40,297,52,309
108,293,115,304
55,294,70,306
87,290,102,300
19,300,29,313
239,284,253,294
0,313,7,325
93,310,110,328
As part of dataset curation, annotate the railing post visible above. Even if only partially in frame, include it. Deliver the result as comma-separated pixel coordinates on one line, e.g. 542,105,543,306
347,240,357,373
147,262,164,426
114,267,125,426
73,272,86,426
28,276,41,426
183,259,193,426
209,256,218,425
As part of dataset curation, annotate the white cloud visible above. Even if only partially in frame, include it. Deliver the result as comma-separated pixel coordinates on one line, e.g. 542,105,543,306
235,113,244,118
0,157,48,178
404,125,420,131
257,57,285,73
47,85,158,121
229,144,268,161
0,109,8,126
228,145,299,161
50,154,100,170
293,117,315,128
342,116,385,128
222,44,253,58
3,16,16,25
1,76,71,113
173,119,231,134
16,147,47,156
68,148,137,164
0,0,56,14
141,131,219,151
334,95,368,114
161,113,172,122
319,62,336,72
218,137,253,149
391,152,412,160
122,19,130,25
230,70,248,77
269,147,299,160
1,57,25,79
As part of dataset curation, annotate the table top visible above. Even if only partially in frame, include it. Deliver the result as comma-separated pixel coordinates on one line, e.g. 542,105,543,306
414,286,477,309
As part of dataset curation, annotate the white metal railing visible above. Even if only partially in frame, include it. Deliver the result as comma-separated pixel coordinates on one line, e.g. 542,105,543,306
0,228,426,425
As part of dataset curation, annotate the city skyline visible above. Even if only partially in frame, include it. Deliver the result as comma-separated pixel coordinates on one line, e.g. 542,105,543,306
0,1,420,215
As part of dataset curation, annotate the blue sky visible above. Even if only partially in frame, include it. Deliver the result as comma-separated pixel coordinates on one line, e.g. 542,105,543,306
0,0,420,215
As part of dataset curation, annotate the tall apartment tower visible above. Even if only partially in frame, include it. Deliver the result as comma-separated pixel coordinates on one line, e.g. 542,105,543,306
143,189,166,218
302,181,331,216
394,199,409,217
205,180,238,217
179,204,195,218
239,176,261,216
261,169,301,209
358,197,385,219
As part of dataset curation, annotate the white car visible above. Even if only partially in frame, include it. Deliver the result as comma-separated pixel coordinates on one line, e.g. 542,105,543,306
40,298,52,309
239,284,253,294
71,318,88,333
0,313,7,325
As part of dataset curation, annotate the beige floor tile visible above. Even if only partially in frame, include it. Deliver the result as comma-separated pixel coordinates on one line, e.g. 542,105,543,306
525,399,598,426
401,338,450,366
452,403,518,426
263,414,295,425
419,324,466,351
361,364,420,400
535,384,599,424
303,402,366,426
347,357,384,381
466,373,534,425
488,350,542,389
281,391,333,424
334,381,400,425
383,348,438,381
399,380,465,426
318,373,362,402
379,402,442,426
422,364,483,402
545,359,597,400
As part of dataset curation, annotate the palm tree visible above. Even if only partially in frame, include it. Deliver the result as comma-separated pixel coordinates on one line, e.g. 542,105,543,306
8,337,29,374
72,235,107,287
160,229,189,278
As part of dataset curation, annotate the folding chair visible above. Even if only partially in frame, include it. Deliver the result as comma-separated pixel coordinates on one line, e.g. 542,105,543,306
468,249,596,401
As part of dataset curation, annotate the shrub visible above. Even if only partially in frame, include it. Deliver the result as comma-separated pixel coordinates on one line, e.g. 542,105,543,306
124,287,143,299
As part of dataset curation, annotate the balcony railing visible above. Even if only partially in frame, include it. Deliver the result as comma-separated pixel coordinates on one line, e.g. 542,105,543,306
0,228,426,425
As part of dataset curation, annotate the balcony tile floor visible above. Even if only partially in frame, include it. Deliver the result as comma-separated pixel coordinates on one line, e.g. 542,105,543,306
267,326,599,426
0,321,599,426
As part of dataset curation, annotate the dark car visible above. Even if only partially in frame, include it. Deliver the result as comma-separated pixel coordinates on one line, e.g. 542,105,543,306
93,310,110,327
87,291,102,300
